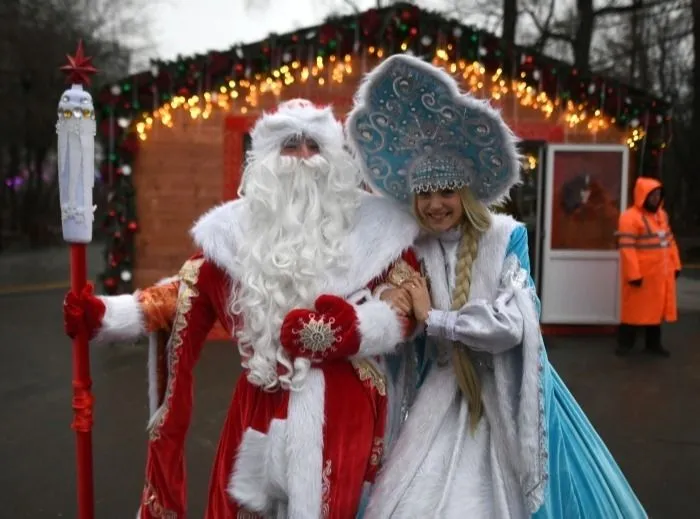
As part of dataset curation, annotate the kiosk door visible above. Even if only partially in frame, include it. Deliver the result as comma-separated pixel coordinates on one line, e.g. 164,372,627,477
540,144,629,324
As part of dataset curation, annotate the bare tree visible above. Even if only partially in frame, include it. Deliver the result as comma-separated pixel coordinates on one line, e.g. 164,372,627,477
502,0,519,46
515,0,673,74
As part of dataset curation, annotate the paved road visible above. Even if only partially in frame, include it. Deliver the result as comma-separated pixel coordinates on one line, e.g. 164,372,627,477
0,284,698,518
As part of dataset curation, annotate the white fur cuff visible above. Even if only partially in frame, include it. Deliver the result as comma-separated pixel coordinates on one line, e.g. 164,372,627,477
92,293,146,345
354,300,404,357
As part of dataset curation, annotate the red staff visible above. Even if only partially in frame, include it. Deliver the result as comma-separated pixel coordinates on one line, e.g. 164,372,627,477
58,41,98,519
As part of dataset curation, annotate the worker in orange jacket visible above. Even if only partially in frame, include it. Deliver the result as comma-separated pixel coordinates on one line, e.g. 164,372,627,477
616,177,681,357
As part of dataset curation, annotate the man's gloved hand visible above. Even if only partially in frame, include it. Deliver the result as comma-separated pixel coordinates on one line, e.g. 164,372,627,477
628,278,643,287
280,295,360,362
63,283,106,340
675,270,681,279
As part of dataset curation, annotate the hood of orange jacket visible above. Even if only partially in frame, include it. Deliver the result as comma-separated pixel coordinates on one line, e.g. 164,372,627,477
633,177,663,211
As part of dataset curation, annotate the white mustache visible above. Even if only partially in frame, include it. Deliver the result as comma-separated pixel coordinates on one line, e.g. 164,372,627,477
277,154,330,174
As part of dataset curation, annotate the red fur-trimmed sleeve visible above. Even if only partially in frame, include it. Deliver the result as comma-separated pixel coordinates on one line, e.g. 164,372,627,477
357,248,421,349
139,254,229,519
94,280,180,345
281,248,422,362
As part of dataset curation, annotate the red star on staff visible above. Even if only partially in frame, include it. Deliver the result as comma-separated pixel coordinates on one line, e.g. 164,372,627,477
60,40,98,86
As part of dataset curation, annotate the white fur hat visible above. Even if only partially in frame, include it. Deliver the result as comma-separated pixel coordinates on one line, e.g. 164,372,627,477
249,99,344,156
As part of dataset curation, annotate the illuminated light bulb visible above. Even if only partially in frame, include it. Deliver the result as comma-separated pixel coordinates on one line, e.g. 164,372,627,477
401,43,408,51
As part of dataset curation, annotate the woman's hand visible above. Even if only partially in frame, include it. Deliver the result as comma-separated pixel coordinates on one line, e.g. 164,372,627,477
380,287,413,316
402,275,432,324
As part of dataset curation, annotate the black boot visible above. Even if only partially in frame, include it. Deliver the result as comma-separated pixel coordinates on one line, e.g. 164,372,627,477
616,324,636,356
644,325,670,357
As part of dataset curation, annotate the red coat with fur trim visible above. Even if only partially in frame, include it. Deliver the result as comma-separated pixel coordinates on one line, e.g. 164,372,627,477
92,194,421,519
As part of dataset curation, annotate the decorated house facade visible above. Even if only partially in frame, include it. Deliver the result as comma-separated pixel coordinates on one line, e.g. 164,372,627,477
96,2,671,326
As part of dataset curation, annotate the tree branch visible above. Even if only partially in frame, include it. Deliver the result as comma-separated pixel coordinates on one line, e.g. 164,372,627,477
594,0,684,18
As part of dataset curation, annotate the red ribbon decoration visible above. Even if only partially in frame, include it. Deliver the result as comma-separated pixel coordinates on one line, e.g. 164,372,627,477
71,380,95,433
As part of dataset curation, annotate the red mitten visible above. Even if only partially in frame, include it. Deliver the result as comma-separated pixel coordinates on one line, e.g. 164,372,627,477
280,294,361,362
63,283,106,340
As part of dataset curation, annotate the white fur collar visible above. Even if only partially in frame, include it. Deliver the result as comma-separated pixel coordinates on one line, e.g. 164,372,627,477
190,193,420,297
414,212,519,307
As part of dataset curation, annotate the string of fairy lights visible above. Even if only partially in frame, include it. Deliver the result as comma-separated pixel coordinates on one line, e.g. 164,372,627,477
130,46,647,149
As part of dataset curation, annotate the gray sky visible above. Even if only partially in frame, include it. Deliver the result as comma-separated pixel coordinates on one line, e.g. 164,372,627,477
152,0,452,62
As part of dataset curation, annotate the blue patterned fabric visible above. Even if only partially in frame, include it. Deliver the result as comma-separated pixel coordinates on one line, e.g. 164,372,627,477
533,366,647,518
508,227,647,518
347,54,521,207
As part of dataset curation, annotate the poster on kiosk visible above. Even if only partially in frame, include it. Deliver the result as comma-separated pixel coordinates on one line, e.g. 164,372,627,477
540,144,629,325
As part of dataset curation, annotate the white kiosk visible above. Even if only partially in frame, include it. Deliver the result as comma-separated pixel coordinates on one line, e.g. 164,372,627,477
539,144,629,325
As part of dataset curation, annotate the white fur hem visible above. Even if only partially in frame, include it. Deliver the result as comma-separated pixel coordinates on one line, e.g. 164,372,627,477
286,369,326,518
229,428,272,512
354,300,404,357
147,332,160,418
92,293,145,344
228,419,288,514
146,276,179,419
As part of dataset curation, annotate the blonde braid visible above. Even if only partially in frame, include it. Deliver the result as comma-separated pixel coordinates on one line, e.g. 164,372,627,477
412,185,491,431
451,223,484,431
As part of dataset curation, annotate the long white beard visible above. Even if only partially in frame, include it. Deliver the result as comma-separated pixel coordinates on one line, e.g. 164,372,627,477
231,151,361,390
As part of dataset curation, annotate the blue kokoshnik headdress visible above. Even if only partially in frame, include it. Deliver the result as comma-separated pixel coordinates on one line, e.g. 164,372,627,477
346,54,521,207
